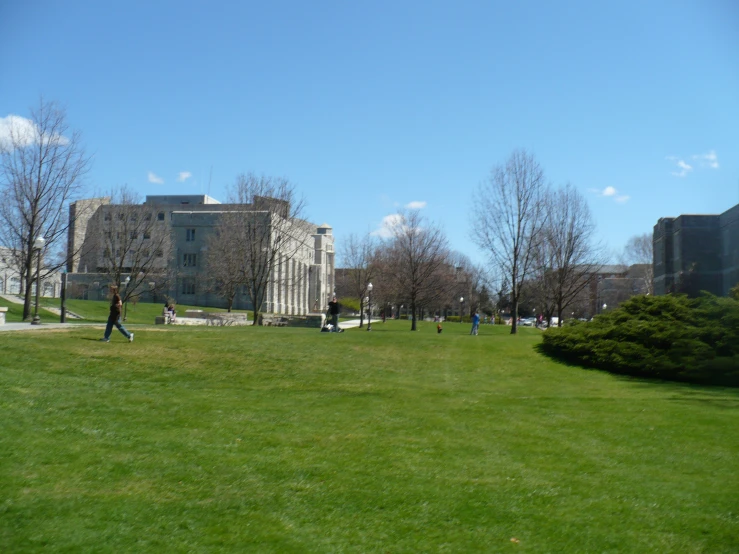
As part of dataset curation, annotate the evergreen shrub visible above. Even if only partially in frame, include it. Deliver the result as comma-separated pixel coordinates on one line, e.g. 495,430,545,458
540,293,739,386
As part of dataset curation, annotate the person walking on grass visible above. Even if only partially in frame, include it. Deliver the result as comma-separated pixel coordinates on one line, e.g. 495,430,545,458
101,285,133,343
470,310,480,336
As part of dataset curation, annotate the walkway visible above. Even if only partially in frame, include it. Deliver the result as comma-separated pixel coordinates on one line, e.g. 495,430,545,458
0,322,101,332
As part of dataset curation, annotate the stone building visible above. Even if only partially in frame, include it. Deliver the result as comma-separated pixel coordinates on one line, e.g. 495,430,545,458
66,194,335,314
0,246,62,298
653,203,739,297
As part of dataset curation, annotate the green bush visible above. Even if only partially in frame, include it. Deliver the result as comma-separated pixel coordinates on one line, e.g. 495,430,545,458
338,298,361,312
540,293,739,386
444,316,471,323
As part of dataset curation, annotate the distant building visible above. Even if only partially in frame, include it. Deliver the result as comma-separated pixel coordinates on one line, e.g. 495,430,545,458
66,194,335,314
0,246,62,298
653,203,739,296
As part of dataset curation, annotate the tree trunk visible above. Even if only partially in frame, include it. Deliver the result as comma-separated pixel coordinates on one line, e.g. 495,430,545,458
556,302,563,327
510,298,518,334
23,265,34,320
359,306,364,328
411,303,417,331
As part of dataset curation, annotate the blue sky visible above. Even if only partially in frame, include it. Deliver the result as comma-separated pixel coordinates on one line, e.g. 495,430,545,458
1,0,737,265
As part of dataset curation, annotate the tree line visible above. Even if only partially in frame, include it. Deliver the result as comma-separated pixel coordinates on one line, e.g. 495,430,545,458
1,99,652,328
339,149,654,333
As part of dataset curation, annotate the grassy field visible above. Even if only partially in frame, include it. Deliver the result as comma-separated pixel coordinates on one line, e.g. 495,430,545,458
1,320,737,552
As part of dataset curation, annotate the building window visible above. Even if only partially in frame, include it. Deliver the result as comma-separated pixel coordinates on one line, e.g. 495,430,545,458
143,231,151,240
155,250,163,258
104,212,111,221
186,228,196,241
182,279,196,295
130,231,138,240
157,212,165,221
183,253,197,267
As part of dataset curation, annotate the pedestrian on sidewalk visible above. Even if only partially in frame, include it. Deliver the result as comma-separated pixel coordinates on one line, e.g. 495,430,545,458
101,285,133,343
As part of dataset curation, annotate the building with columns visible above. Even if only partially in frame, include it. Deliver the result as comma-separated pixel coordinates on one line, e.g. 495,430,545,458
67,194,335,314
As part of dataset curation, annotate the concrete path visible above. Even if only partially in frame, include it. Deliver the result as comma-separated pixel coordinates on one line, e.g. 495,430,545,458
0,322,103,332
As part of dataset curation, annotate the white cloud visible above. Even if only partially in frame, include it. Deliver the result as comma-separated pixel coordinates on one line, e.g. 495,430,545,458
691,150,719,169
177,171,192,182
0,114,68,150
590,186,629,204
671,159,693,178
667,151,718,176
405,200,427,210
148,171,164,184
602,186,617,197
371,213,404,239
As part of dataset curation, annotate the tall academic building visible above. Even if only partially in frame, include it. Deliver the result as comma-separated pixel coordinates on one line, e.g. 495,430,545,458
67,194,335,314
653,203,739,297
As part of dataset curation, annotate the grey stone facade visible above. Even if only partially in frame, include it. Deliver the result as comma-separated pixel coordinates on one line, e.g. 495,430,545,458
67,194,335,314
654,203,739,297
0,246,62,298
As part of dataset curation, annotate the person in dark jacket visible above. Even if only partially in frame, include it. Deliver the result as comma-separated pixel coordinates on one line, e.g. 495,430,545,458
101,285,133,342
328,296,340,332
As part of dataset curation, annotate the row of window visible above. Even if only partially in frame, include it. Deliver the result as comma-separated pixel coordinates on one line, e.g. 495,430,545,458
105,231,152,240
0,277,54,296
104,248,164,258
104,212,167,222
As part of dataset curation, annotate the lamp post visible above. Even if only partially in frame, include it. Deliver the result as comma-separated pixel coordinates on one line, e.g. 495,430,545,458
31,236,45,325
602,303,607,313
367,282,373,331
459,296,464,323
123,276,131,321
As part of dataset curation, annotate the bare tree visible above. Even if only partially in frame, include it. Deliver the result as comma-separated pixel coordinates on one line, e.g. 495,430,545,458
534,184,604,326
386,210,450,331
621,233,654,295
339,232,377,328
471,149,548,334
207,173,309,325
0,99,91,318
204,223,244,312
83,186,174,303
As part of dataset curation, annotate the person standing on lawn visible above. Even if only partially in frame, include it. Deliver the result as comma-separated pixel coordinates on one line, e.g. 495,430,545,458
328,296,340,332
470,310,480,336
101,285,133,342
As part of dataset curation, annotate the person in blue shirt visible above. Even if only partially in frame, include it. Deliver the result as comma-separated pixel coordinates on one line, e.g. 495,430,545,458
470,311,480,335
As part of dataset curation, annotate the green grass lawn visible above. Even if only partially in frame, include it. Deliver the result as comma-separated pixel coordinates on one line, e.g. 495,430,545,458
0,297,57,323
1,320,737,552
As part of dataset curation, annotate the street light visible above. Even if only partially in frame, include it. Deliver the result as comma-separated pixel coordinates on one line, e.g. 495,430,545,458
459,296,464,323
602,303,607,312
367,282,373,331
123,276,131,321
31,236,45,325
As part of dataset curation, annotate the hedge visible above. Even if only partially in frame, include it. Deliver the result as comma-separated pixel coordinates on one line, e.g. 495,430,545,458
540,293,739,386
